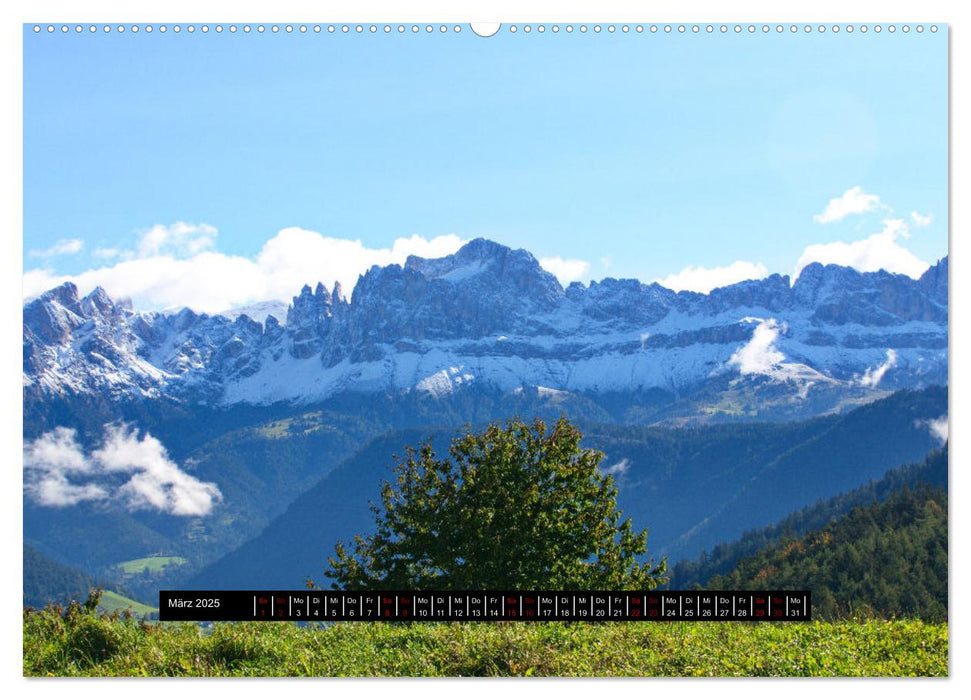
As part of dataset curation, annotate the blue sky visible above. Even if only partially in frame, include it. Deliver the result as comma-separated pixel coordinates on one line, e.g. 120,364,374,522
23,23,948,311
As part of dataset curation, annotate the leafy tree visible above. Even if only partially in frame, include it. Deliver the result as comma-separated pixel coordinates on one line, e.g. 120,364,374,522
326,417,665,590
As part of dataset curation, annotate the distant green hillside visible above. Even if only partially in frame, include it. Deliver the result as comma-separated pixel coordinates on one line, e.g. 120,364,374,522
671,445,948,588
707,484,947,621
24,545,156,615
98,590,158,617
23,545,106,609
115,556,187,575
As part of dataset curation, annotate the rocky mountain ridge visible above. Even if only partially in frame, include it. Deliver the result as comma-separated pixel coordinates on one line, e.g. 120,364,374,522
23,239,948,413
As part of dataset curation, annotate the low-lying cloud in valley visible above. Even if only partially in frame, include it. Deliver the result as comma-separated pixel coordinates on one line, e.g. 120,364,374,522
728,318,787,376
726,317,837,389
601,458,630,477
858,349,897,388
920,415,949,446
24,424,221,516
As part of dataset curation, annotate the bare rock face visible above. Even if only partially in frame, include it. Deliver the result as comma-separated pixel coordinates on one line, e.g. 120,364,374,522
287,283,332,359
919,257,948,305
23,239,948,409
792,263,947,326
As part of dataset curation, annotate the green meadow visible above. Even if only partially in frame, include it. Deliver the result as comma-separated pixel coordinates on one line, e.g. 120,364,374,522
114,556,187,575
23,603,947,677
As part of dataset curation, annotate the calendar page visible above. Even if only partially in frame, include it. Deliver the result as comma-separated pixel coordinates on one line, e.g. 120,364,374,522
21,13,949,678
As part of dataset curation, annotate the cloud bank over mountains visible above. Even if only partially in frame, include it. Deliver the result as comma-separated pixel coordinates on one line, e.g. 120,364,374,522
22,187,939,314
794,218,930,280
657,261,770,294
795,186,935,280
24,226,470,314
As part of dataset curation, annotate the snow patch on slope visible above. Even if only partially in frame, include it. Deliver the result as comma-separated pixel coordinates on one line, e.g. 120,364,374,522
415,365,476,397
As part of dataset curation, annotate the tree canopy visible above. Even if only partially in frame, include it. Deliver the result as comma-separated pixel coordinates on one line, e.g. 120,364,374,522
327,417,665,590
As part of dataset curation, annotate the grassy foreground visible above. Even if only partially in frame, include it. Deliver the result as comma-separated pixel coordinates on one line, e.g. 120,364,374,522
23,603,947,677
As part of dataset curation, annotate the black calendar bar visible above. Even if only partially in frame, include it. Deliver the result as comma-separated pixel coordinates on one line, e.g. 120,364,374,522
159,590,811,622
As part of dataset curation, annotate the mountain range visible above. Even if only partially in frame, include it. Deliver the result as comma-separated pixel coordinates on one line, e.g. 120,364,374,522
22,238,949,602
24,239,947,422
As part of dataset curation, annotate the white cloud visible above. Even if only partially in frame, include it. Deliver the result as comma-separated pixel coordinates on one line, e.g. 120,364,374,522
813,186,885,224
29,472,109,508
93,425,222,517
729,317,786,375
725,318,836,390
29,238,83,258
656,261,769,294
795,219,930,280
539,256,590,285
911,211,933,227
92,247,121,259
23,226,468,313
23,425,222,516
601,458,630,477
23,426,92,474
926,415,948,445
858,349,897,388
256,228,466,303
136,222,218,258
23,427,107,506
